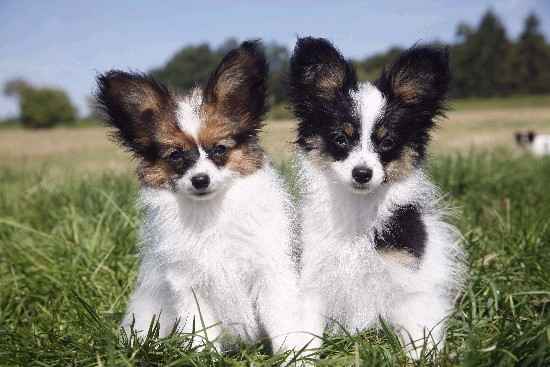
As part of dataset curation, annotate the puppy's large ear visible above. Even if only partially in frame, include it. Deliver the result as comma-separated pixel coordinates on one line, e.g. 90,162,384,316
96,71,176,159
377,46,450,115
289,37,358,121
202,41,268,134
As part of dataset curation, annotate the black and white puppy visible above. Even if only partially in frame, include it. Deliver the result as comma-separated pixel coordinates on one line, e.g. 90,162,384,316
289,37,465,357
515,130,550,156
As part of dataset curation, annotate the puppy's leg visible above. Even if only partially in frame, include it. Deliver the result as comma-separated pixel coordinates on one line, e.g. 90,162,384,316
389,292,450,359
173,288,224,351
122,281,178,339
257,275,323,360
299,289,325,351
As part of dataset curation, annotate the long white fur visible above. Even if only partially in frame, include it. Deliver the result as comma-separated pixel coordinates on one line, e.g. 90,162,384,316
297,82,465,357
176,89,203,139
530,134,550,157
122,95,310,354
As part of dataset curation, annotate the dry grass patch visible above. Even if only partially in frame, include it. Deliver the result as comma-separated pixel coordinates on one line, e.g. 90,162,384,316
1,106,549,174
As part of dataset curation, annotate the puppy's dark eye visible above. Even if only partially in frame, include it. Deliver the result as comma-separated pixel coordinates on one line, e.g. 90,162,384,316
379,137,396,152
168,150,186,161
212,144,227,157
333,134,348,148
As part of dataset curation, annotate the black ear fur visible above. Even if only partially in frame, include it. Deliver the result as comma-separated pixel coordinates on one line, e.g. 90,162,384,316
370,46,450,164
96,71,176,159
289,37,357,107
203,40,268,133
289,37,358,148
376,46,450,114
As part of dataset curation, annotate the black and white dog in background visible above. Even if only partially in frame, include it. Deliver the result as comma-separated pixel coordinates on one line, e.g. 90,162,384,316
515,130,550,156
289,37,465,358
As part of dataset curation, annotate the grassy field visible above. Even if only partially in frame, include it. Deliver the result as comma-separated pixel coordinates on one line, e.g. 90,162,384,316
1,98,550,366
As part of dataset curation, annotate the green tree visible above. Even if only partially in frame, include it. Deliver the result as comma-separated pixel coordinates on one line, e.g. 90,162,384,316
3,78,31,97
151,43,222,92
20,88,77,128
4,79,78,128
517,13,550,94
151,39,292,105
451,10,516,97
264,41,290,105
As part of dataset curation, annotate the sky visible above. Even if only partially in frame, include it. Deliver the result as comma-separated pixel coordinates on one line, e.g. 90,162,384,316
1,0,549,118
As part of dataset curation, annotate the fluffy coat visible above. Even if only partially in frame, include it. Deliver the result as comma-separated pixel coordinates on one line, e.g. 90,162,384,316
289,37,466,357
96,41,309,354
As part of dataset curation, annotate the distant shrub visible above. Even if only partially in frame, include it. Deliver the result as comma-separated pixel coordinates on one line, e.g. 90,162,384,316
19,87,77,128
3,78,78,129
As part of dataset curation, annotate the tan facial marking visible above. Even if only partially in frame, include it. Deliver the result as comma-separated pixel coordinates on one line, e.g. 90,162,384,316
393,72,420,104
375,126,387,140
226,143,264,175
305,63,346,98
317,67,344,91
198,100,264,176
137,160,174,188
379,248,419,269
157,126,196,152
384,146,419,183
198,109,233,148
343,123,354,137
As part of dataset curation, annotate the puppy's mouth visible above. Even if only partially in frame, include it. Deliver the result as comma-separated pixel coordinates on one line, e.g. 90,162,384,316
350,182,372,194
188,189,218,201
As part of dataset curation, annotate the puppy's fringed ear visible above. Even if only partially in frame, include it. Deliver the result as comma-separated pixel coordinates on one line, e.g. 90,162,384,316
289,37,357,102
96,71,176,158
203,40,268,134
378,46,450,113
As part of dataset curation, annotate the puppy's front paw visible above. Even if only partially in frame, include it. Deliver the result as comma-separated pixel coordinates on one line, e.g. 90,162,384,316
398,329,440,361
274,333,320,366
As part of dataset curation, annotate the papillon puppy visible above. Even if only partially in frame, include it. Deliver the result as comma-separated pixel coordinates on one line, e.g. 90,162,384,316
97,41,308,355
288,37,465,357
515,130,550,156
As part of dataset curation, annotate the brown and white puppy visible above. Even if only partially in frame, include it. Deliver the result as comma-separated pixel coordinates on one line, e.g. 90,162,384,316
97,41,308,356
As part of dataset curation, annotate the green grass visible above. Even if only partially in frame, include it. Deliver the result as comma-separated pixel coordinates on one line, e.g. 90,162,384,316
1,153,550,366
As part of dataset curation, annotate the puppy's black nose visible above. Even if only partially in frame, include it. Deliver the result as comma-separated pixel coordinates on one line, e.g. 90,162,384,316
191,174,210,190
352,166,373,184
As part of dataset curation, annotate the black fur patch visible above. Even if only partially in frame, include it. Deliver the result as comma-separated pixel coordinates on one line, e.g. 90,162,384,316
373,46,451,165
374,205,427,258
166,147,200,175
288,37,360,161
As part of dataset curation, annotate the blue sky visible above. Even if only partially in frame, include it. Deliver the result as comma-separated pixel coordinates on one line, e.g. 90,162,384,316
1,0,549,118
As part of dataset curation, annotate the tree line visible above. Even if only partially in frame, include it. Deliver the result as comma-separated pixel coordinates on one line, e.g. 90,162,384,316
154,10,550,101
3,9,549,128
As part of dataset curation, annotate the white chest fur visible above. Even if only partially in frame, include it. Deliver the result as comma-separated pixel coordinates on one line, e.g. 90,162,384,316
296,157,465,354
122,165,308,352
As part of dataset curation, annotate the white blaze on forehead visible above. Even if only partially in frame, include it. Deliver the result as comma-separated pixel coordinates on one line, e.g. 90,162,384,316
176,88,203,140
352,82,386,149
